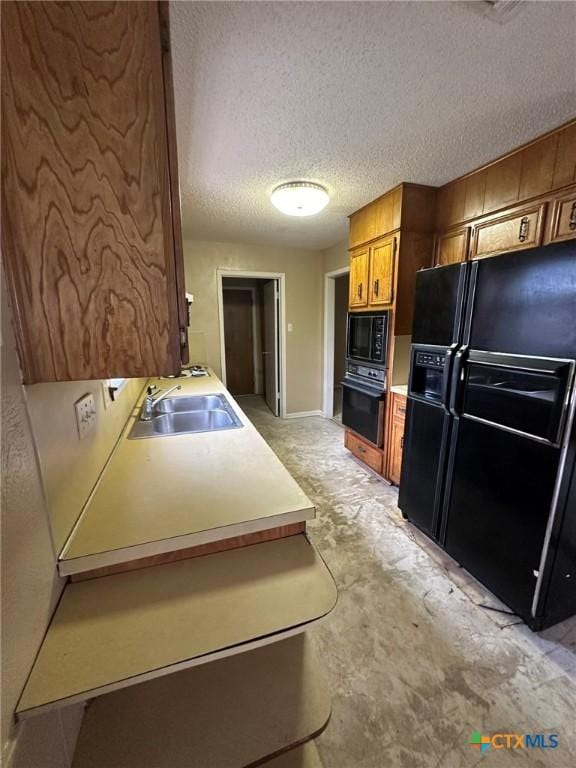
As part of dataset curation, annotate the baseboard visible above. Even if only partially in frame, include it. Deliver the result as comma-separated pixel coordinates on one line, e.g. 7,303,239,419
284,410,323,419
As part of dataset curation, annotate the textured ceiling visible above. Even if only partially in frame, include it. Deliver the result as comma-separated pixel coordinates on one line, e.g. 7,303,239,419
170,1,576,250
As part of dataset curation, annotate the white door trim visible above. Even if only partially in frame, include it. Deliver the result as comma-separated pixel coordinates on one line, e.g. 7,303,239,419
217,270,287,418
323,267,350,418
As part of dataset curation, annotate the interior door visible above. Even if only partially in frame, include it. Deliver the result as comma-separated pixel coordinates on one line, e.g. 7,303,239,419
263,280,280,416
368,236,395,306
223,290,254,395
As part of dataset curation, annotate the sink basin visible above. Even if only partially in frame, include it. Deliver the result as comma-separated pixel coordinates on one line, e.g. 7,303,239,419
153,410,238,435
155,395,226,413
129,393,243,439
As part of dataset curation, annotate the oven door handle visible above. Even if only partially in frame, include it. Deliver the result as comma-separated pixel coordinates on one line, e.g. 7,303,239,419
342,380,385,398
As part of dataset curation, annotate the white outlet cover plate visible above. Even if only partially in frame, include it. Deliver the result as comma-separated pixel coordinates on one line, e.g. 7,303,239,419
75,393,97,440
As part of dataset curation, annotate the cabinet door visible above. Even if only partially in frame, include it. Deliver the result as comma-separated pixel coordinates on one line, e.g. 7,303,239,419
368,237,395,306
389,416,405,486
349,248,369,308
1,1,186,382
470,202,546,260
435,227,470,266
545,190,576,244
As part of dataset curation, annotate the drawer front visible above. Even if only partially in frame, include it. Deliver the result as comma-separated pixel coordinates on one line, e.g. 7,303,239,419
471,203,546,259
392,394,407,420
546,192,576,244
435,227,470,266
345,431,383,473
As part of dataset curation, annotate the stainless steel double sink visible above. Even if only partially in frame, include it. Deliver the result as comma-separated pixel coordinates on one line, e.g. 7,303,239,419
129,394,244,439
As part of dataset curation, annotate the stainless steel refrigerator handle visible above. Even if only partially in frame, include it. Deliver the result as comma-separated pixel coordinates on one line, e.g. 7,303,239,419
449,346,468,417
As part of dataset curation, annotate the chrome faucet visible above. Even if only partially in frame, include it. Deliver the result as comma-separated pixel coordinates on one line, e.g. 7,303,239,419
140,384,182,421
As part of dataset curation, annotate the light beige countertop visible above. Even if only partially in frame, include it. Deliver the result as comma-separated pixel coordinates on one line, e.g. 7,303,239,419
18,535,337,718
60,372,314,574
390,384,408,397
72,635,329,768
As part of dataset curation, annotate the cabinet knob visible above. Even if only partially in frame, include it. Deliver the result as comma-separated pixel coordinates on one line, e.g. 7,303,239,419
569,201,576,231
518,216,530,242
358,283,363,300
400,436,404,449
374,278,379,297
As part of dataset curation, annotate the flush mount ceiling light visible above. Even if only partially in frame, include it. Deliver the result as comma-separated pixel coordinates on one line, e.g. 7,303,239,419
270,181,330,217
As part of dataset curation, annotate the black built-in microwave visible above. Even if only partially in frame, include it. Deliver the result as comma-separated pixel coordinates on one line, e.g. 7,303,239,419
347,311,389,366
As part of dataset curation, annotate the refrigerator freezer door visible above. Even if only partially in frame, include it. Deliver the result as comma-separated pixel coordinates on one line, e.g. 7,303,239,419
442,418,560,623
465,242,576,359
411,262,468,346
460,352,574,446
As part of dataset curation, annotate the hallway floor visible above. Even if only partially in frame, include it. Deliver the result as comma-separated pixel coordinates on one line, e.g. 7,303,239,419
241,397,576,768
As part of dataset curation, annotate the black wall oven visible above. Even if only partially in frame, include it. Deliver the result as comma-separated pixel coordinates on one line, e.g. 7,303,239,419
342,310,389,447
347,311,389,365
342,367,386,446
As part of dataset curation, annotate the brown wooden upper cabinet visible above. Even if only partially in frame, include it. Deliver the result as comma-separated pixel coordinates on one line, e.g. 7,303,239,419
349,237,396,311
470,201,546,260
545,189,576,244
349,247,370,308
1,1,188,383
435,227,471,266
368,236,396,306
436,120,576,232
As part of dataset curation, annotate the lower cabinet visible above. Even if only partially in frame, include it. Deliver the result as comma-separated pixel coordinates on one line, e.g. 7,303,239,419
388,393,407,486
344,430,383,474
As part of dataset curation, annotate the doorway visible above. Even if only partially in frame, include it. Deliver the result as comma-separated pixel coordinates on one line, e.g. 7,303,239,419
218,271,286,417
323,267,350,420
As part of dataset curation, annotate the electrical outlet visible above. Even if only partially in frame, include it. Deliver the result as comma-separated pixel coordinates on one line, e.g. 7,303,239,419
75,393,97,439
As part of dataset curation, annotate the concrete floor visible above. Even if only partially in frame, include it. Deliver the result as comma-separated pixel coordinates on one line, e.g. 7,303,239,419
241,397,576,768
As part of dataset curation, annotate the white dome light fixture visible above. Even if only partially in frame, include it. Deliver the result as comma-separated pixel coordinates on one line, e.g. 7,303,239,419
271,181,330,217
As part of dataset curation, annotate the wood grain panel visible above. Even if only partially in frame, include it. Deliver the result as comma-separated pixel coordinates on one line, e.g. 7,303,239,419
70,523,307,582
344,430,383,473
158,1,189,365
389,415,405,486
519,134,558,200
463,170,486,220
435,227,470,266
552,122,576,189
368,236,395,306
1,2,183,382
545,189,576,244
483,152,522,213
348,247,369,308
471,202,546,259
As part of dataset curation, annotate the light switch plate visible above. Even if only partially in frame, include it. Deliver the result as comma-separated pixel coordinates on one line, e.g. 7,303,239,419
75,393,97,439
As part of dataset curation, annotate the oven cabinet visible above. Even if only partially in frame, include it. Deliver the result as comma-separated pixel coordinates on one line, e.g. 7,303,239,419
387,393,407,485
1,1,188,383
344,430,383,474
349,235,396,311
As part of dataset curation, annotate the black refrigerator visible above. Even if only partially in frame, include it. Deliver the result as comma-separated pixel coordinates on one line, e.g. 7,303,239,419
398,241,576,630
